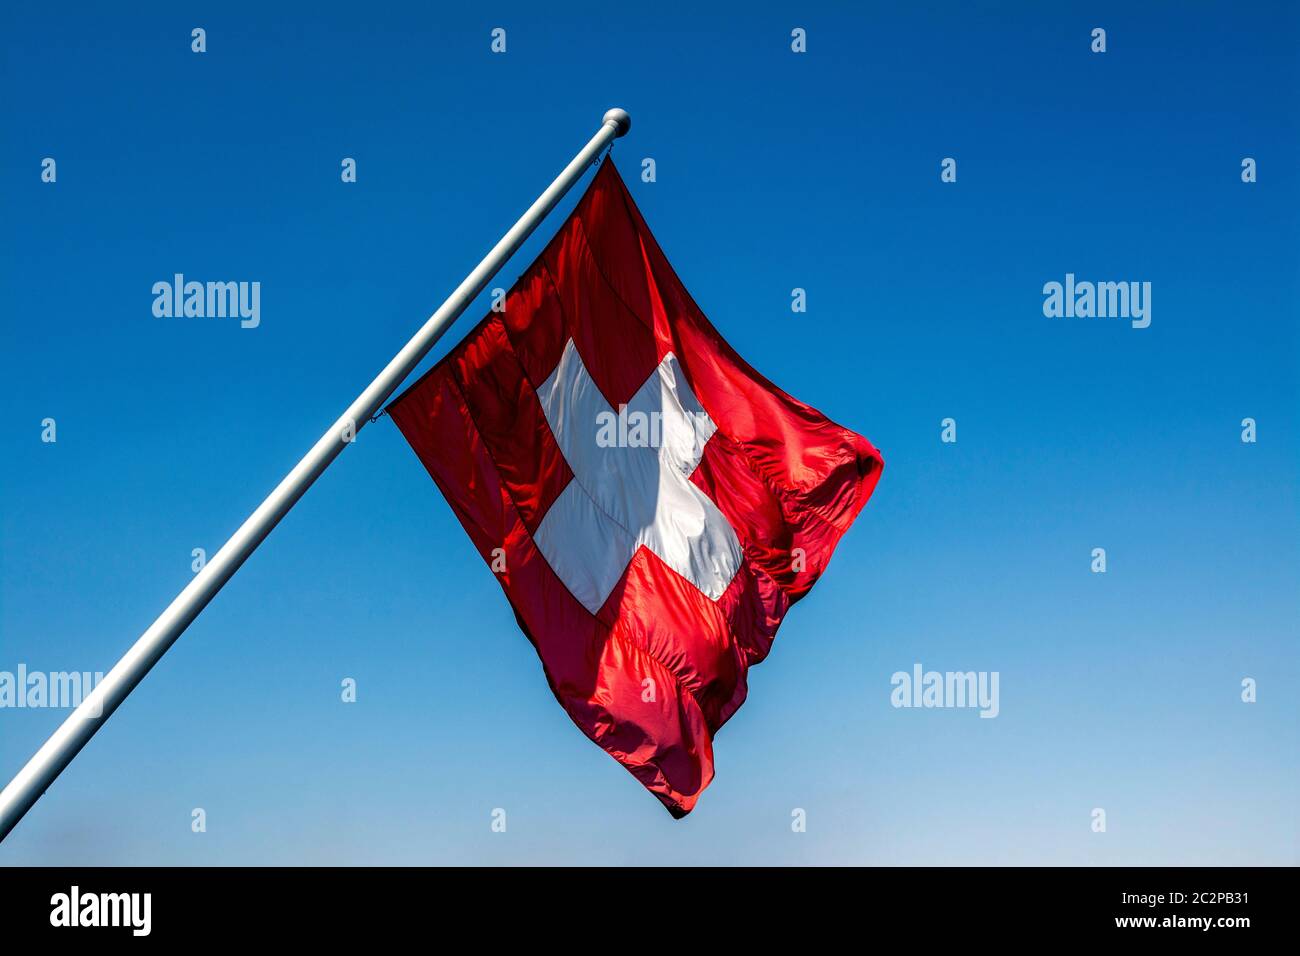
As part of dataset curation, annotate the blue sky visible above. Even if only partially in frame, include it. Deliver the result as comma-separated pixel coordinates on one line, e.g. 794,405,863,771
1,1,1295,864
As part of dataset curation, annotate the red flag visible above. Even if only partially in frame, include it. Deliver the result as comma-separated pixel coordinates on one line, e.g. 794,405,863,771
388,159,883,816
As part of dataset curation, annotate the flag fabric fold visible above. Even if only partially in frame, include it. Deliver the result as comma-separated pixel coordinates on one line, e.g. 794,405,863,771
388,158,882,817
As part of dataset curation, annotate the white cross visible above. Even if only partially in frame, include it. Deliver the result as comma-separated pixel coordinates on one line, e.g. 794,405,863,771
532,338,742,614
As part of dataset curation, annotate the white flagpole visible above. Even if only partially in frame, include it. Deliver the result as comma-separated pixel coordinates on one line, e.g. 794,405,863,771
0,108,632,843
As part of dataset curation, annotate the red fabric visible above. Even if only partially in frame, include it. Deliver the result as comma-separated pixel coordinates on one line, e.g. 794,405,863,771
388,159,883,816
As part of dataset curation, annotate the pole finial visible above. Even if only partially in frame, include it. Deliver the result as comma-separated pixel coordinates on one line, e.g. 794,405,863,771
603,108,631,138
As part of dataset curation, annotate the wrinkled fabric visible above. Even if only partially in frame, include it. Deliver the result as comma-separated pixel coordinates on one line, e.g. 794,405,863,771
388,159,883,817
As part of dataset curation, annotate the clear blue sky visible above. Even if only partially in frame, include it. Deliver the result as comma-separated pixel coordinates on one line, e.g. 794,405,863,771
2,1,1295,865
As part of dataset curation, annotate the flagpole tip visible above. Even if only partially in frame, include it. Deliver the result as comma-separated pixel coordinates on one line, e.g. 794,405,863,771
603,108,632,138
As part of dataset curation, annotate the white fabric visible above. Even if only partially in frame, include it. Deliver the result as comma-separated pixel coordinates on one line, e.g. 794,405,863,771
533,339,742,613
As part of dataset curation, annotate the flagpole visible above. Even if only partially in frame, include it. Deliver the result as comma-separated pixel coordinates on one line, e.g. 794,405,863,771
0,108,632,844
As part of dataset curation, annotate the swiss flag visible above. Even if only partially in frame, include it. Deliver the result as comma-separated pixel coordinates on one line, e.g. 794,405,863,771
388,159,883,816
